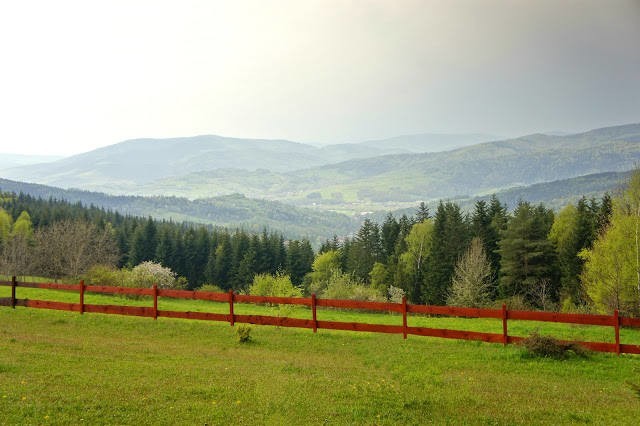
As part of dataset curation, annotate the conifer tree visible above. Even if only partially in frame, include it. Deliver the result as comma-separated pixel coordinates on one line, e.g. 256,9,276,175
423,202,470,305
498,202,559,306
346,219,382,282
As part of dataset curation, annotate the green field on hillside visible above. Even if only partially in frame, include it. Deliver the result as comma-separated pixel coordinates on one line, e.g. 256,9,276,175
1,287,640,424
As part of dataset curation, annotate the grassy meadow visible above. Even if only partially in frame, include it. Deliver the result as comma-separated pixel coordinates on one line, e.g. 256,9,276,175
1,286,640,424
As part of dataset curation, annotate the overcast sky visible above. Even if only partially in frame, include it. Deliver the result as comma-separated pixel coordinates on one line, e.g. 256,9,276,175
1,0,639,156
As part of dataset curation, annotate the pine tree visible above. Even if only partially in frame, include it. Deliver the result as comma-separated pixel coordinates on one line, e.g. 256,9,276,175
287,239,314,286
596,193,613,234
346,219,382,283
214,234,233,289
498,202,559,307
423,202,470,305
155,226,176,268
380,214,400,262
235,245,257,292
128,217,158,266
416,202,430,222
471,200,491,244
486,195,508,287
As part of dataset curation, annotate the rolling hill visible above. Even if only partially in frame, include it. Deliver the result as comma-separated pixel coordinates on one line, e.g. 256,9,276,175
0,178,358,243
372,170,631,223
0,133,491,193
118,123,640,211
2,123,638,215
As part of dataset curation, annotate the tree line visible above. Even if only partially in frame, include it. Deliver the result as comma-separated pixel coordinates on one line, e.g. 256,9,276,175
315,192,618,312
0,193,313,291
2,177,639,316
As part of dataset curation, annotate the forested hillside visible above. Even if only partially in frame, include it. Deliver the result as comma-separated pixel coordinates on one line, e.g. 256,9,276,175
3,171,637,317
0,192,315,290
0,178,357,242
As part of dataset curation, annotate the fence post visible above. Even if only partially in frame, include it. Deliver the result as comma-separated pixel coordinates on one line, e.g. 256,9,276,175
153,284,158,320
79,280,85,314
614,309,620,356
502,303,508,346
402,296,408,340
229,289,235,326
11,276,17,309
311,293,318,333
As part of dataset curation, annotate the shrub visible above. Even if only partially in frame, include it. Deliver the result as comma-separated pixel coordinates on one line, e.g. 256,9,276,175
84,265,128,287
560,297,593,314
387,285,406,304
322,270,384,302
249,273,302,298
236,324,252,343
129,261,177,289
521,332,589,359
84,263,186,297
249,273,302,318
197,283,225,293
493,295,530,311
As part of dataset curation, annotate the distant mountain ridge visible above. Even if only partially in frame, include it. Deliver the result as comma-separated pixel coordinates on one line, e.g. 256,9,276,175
123,123,640,204
1,122,638,214
320,132,497,155
0,132,491,191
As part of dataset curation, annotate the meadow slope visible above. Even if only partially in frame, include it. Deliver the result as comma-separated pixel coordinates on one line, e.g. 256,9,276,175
1,290,639,425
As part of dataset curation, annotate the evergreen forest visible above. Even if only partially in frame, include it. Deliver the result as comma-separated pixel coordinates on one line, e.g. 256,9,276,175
1,171,638,316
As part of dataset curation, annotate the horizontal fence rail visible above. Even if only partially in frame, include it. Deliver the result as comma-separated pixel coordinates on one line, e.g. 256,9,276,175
1,277,640,355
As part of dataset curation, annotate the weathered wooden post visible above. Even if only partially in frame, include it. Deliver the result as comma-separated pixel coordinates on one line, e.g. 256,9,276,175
614,309,620,356
402,296,408,340
79,280,85,314
311,293,318,333
502,303,508,346
11,276,17,309
153,284,158,320
229,289,235,326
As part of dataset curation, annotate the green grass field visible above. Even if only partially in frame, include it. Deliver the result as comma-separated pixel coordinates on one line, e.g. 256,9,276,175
1,286,640,424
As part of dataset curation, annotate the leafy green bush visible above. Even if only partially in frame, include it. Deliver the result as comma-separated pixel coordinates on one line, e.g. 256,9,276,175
85,265,129,287
249,273,302,318
85,262,186,291
560,297,593,314
249,273,302,298
235,324,252,343
197,283,225,293
322,270,384,302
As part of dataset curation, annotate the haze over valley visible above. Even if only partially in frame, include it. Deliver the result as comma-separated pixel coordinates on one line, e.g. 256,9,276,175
1,122,638,241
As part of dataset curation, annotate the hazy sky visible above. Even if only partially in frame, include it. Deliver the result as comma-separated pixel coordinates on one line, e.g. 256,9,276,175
1,0,639,156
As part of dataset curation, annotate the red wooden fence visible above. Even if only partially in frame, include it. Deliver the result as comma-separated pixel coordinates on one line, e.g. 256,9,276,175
2,277,640,355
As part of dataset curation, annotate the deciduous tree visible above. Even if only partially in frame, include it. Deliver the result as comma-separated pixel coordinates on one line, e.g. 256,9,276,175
447,237,493,307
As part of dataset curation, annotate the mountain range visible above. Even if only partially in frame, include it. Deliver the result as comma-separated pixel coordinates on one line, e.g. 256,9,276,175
0,132,492,192
0,122,638,239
